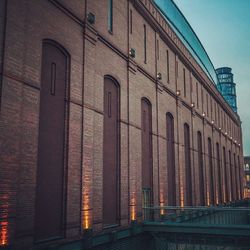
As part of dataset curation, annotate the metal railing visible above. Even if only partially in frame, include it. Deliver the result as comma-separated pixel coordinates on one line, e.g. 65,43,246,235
142,205,250,226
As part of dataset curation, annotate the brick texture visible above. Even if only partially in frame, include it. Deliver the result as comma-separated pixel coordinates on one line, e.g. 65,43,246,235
0,0,244,249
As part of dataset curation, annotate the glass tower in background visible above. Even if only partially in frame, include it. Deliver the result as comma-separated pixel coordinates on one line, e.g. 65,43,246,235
216,67,237,112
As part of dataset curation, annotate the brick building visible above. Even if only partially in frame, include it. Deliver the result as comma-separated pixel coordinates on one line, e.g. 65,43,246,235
244,156,250,198
0,0,244,249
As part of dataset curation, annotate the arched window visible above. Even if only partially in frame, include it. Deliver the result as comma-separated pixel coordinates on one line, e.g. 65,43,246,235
223,147,228,202
208,138,215,205
246,163,250,171
166,113,176,206
216,143,222,204
197,131,205,205
234,153,239,200
229,150,234,201
103,76,120,226
35,40,69,241
184,123,192,206
141,98,153,207
238,155,242,199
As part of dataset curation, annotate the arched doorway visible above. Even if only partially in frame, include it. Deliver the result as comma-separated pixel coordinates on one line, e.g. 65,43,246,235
35,40,69,241
103,76,120,226
208,138,215,205
197,131,205,205
166,113,176,205
184,123,192,206
141,98,153,211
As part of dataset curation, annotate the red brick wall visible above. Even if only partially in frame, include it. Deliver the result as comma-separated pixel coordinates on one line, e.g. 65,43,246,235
0,0,244,249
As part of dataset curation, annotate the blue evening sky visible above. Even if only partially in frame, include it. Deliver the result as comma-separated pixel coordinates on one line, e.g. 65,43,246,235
173,0,250,156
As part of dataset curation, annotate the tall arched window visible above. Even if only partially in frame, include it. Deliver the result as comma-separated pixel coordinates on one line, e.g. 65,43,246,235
229,150,234,201
103,76,120,226
216,143,222,204
197,131,205,206
223,147,228,202
166,113,176,205
246,164,250,171
234,153,239,200
141,98,153,207
208,138,215,205
184,123,192,206
238,155,242,199
35,40,69,241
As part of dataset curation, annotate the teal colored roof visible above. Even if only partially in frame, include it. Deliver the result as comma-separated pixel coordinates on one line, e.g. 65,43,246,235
153,0,218,85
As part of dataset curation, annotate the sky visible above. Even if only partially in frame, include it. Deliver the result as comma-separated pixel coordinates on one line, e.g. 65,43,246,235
173,0,250,156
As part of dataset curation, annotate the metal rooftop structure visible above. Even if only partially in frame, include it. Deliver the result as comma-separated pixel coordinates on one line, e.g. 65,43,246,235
216,67,238,112
153,0,218,85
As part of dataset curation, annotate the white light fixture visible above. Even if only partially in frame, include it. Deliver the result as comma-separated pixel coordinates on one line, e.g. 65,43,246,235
157,72,162,80
129,48,136,58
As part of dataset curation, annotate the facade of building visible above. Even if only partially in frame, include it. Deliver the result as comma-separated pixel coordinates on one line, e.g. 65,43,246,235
216,67,238,113
0,0,244,249
244,156,250,198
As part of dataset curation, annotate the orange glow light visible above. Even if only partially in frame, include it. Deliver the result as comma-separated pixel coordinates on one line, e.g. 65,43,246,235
207,191,210,206
160,192,164,215
180,186,184,207
160,202,164,215
130,193,136,221
180,200,184,208
82,194,92,230
216,196,219,205
0,221,8,246
83,209,90,229
0,195,9,246
179,165,184,207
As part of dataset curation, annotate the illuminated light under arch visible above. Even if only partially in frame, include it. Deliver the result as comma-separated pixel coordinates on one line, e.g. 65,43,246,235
130,192,136,221
159,191,164,215
82,193,92,230
0,221,8,246
0,195,9,246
